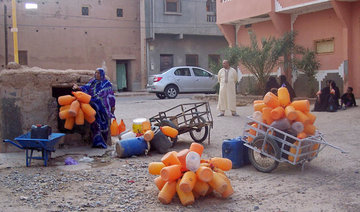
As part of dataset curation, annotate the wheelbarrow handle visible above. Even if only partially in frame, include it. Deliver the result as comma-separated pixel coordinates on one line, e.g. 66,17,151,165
3,139,24,150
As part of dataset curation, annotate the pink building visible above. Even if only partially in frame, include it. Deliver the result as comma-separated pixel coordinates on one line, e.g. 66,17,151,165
216,0,360,97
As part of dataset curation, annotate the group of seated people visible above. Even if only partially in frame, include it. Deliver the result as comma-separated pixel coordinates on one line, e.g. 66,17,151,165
313,80,357,112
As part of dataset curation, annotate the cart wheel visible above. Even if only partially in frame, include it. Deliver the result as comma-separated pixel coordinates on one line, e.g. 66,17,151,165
189,116,208,143
248,135,280,173
160,119,178,147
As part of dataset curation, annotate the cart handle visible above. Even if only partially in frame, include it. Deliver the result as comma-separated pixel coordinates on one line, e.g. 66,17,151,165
3,139,24,150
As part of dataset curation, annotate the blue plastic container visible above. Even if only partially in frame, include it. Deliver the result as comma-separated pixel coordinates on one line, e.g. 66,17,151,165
116,137,148,158
222,136,250,168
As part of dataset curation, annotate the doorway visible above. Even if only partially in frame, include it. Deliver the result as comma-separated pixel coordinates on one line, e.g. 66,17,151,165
116,60,128,92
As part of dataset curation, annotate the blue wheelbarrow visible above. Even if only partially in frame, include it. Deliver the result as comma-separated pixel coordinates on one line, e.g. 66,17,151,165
3,132,65,167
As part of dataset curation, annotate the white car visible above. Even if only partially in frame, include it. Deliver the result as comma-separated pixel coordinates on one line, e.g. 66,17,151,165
147,66,218,99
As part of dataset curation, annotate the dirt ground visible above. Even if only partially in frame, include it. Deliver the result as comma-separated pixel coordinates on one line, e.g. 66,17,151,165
0,97,359,212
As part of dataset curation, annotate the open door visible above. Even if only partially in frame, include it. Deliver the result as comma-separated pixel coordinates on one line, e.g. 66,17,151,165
116,61,128,91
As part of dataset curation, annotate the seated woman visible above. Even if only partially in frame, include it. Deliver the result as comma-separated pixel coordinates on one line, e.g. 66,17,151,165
264,76,279,95
73,68,116,148
341,87,357,109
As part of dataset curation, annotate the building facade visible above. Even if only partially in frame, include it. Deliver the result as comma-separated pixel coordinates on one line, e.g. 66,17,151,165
144,0,228,76
0,0,144,91
216,0,360,97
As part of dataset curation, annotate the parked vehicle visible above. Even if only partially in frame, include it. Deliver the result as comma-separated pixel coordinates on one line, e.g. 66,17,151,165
147,66,218,99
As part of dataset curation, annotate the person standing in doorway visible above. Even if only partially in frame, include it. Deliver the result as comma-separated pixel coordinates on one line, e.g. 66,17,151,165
217,60,238,117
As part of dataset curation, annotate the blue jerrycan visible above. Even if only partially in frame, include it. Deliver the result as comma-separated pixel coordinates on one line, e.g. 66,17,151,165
222,136,250,168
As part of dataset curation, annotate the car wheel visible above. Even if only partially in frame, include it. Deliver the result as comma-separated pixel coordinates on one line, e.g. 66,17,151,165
164,85,178,99
156,93,166,99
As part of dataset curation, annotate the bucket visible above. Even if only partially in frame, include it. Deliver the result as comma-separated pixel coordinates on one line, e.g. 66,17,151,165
115,137,149,158
150,127,172,154
132,118,150,134
222,136,250,168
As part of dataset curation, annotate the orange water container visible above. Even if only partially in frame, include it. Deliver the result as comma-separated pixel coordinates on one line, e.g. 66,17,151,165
193,180,209,196
144,130,154,142
208,172,227,194
161,151,181,166
253,100,263,104
213,167,226,177
160,126,178,138
271,106,285,120
158,181,177,204
285,105,297,121
305,112,316,125
262,107,274,125
297,132,307,139
196,166,213,182
311,143,320,157
68,100,80,117
278,87,291,107
263,92,280,108
160,165,182,182
189,143,204,157
253,103,267,112
177,149,190,172
210,157,232,171
176,179,195,206
148,162,166,175
219,174,234,198
59,109,70,120
142,121,151,133
75,109,84,125
288,141,301,162
110,119,119,136
247,123,258,142
64,117,75,130
179,171,197,193
154,176,167,191
295,110,311,125
84,113,96,124
60,105,70,112
81,103,96,117
72,91,91,104
290,100,310,112
58,95,76,106
304,124,316,135
118,119,126,134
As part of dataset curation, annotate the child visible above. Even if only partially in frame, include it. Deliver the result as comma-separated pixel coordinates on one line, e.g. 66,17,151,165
341,87,357,109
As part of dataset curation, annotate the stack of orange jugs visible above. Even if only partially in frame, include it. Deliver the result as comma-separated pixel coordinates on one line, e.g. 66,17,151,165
251,87,319,161
58,91,96,130
148,143,234,206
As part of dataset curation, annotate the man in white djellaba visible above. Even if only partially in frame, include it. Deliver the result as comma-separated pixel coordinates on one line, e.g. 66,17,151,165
217,60,239,117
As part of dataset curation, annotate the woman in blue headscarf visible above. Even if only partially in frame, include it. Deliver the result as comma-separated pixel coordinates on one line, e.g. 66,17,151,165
73,68,116,148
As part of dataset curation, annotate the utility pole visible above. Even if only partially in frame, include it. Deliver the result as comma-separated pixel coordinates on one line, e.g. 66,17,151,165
4,5,8,66
11,0,19,64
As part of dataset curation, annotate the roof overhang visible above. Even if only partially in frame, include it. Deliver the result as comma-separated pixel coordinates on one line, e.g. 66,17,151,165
275,0,333,14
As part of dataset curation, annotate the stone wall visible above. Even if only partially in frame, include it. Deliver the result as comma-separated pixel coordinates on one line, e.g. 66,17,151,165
0,67,94,152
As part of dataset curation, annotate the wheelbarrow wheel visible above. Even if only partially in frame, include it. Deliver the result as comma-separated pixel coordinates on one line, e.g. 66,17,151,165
160,119,178,147
189,116,208,143
248,135,280,173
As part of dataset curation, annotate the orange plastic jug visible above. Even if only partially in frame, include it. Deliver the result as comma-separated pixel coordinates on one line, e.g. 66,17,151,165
196,166,213,182
160,126,178,138
290,100,310,112
297,132,307,139
144,130,154,142
253,103,267,112
253,100,264,104
177,149,190,172
60,105,70,112
311,143,320,157
247,123,258,142
64,117,75,130
305,112,316,125
158,181,177,204
161,151,181,166
210,157,232,171
288,141,301,162
160,165,182,182
72,91,91,104
270,106,285,120
142,121,151,133
303,124,316,135
263,92,280,108
208,172,228,194
68,100,80,117
118,119,126,134
84,113,96,124
189,143,204,157
81,103,96,117
295,110,311,125
148,162,166,175
262,107,274,125
176,179,195,206
154,176,167,191
193,179,209,196
278,87,290,107
58,95,76,106
179,171,197,193
75,108,84,125
59,109,70,120
219,173,234,198
285,105,297,121
110,119,119,136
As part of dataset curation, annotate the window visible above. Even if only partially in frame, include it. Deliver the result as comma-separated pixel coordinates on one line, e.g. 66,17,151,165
117,8,123,17
174,68,191,76
19,50,28,65
315,38,334,54
207,15,216,22
193,68,211,77
206,0,216,12
186,54,198,66
82,7,89,16
160,54,173,72
208,54,220,67
165,0,180,13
